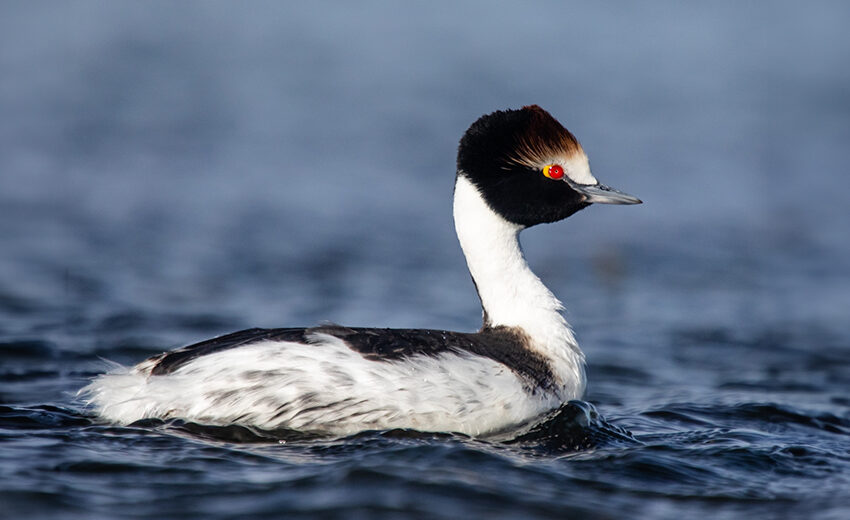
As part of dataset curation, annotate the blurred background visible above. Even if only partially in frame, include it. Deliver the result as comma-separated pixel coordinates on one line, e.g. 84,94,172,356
1,0,848,399
2,3,850,518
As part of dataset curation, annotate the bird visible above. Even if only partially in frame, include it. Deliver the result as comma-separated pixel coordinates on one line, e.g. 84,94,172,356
81,105,641,438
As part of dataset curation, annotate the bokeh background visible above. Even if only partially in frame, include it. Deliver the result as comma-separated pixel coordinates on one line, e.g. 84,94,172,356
2,1,848,338
1,2,849,518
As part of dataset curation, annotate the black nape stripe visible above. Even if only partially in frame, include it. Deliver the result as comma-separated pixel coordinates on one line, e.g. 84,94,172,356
148,325,556,392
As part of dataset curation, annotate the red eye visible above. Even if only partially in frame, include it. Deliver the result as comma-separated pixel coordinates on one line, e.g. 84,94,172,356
544,164,564,180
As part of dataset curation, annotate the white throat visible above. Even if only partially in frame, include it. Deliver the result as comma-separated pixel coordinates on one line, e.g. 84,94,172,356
452,174,584,387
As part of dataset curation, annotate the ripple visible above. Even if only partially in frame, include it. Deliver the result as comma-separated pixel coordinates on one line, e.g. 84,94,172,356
0,404,93,430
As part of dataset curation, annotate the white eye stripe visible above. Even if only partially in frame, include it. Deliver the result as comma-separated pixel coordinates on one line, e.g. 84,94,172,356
556,154,597,186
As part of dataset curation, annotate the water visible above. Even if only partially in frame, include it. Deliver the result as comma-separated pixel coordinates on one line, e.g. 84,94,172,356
2,2,850,518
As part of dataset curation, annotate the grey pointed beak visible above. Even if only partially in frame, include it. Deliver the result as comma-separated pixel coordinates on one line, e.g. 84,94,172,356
570,182,642,205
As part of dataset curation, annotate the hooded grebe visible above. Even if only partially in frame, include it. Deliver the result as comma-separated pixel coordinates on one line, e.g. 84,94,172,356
81,105,641,437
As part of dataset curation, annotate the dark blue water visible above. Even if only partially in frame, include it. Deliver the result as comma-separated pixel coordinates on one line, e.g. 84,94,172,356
2,2,850,518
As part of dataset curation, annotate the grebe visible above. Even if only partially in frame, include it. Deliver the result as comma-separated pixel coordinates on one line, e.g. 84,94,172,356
81,105,640,437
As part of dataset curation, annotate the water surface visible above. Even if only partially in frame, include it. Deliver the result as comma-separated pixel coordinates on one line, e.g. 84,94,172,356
2,2,849,518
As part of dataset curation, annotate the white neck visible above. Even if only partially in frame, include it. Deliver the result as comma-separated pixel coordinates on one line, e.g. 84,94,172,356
453,175,584,391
